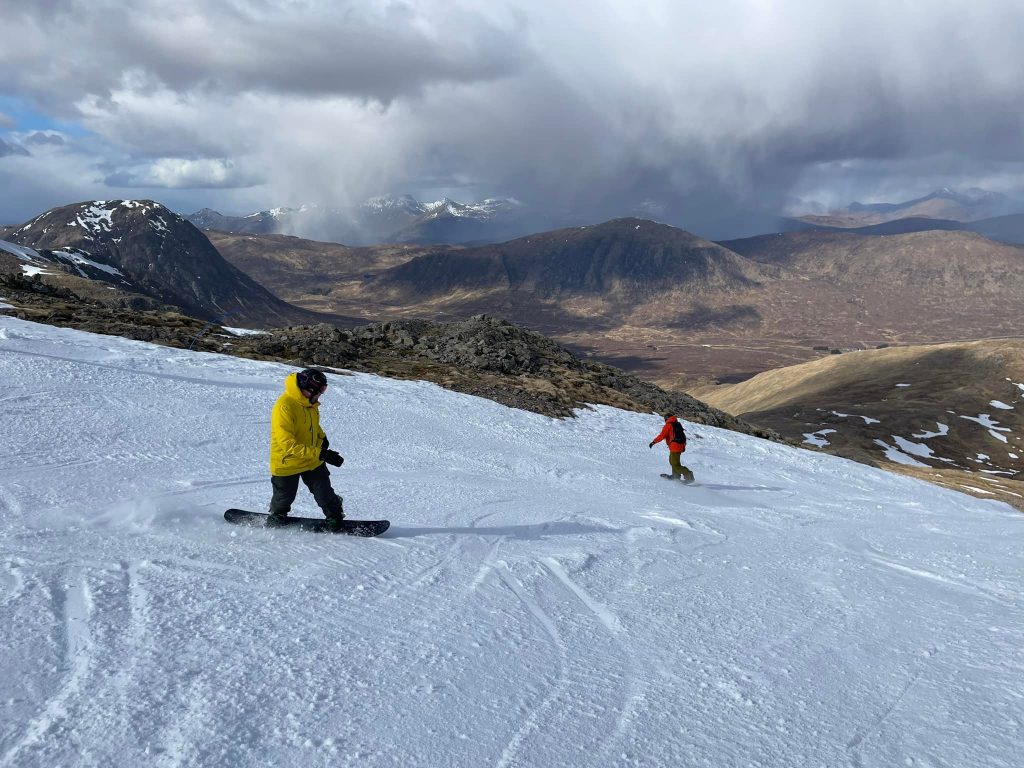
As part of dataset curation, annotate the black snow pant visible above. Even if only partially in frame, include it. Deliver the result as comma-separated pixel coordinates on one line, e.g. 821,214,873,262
268,463,344,520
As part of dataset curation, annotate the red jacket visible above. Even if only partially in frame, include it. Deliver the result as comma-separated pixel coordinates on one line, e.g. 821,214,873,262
652,416,686,452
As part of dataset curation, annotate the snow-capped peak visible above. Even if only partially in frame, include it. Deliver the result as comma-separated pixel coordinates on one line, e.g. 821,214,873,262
362,194,426,214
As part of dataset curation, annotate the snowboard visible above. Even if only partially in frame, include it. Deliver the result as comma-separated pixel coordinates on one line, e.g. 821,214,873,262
224,509,390,537
660,473,696,484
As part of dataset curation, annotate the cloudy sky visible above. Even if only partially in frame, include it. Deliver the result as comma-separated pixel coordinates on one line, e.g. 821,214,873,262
2,0,1024,236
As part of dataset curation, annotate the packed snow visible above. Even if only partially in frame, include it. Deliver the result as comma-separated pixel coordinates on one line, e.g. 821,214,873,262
52,250,124,278
1,239,122,281
1,317,1022,768
912,422,950,440
829,410,881,425
891,435,948,462
75,203,116,235
801,428,836,447
0,240,40,262
871,439,930,468
960,414,1012,444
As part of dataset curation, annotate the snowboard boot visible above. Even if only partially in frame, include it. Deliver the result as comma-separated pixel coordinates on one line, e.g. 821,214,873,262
323,501,346,531
265,512,289,528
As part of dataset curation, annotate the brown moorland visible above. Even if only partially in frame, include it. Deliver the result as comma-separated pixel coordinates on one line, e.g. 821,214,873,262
693,340,1024,510
209,223,1024,390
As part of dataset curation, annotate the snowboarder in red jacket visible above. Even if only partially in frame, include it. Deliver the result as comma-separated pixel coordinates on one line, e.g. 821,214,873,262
649,413,695,483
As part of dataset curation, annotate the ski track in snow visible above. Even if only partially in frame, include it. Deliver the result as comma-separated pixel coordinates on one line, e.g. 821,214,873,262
1,316,1023,767
2,568,94,766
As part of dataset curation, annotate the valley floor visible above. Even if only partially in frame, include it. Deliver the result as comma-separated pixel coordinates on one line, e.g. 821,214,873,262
1,317,1022,767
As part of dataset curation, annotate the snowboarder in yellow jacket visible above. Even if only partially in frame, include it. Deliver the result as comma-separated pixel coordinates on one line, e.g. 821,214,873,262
267,369,345,526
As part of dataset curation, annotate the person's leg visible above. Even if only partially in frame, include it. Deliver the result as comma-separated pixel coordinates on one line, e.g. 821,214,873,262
669,451,684,479
302,463,345,521
678,463,695,484
268,473,301,523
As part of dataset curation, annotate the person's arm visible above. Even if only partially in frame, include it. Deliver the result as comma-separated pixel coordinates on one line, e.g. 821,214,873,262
649,423,670,448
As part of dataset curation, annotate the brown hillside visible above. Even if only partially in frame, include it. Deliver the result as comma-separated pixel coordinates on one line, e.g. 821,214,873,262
724,229,1024,292
204,231,434,318
695,340,1024,510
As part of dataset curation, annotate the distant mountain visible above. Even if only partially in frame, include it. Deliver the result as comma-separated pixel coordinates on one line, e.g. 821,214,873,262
386,197,532,244
185,195,531,246
4,200,322,325
836,216,967,237
798,188,1023,228
783,210,1024,245
965,213,1024,245
721,229,1024,292
373,217,773,304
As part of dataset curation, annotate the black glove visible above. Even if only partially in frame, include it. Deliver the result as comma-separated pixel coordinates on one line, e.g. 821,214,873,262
323,450,344,467
648,441,655,449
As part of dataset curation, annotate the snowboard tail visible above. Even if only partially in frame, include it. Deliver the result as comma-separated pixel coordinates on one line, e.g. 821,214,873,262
224,509,390,537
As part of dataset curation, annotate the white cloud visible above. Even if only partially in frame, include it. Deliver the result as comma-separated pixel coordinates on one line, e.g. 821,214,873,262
105,157,262,189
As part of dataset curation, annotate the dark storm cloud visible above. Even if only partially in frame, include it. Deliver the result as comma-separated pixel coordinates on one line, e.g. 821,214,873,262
0,0,526,105
3,1,1024,234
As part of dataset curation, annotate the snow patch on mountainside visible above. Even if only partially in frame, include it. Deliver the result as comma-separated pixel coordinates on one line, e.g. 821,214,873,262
0,239,40,261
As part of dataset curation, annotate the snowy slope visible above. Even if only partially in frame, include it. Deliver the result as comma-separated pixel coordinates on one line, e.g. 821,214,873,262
0,316,1022,768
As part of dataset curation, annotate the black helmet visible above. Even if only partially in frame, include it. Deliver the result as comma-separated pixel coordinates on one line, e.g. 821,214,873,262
296,368,328,395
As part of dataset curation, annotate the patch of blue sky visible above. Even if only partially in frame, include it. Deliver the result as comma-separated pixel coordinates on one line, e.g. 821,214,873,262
0,95,90,137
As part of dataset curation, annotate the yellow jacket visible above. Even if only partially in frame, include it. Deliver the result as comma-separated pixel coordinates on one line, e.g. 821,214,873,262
269,373,327,476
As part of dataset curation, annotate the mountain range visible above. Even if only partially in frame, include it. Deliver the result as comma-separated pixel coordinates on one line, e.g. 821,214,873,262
186,194,533,246
795,187,1023,228
8,198,1024,388
183,187,1024,247
210,219,1024,389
